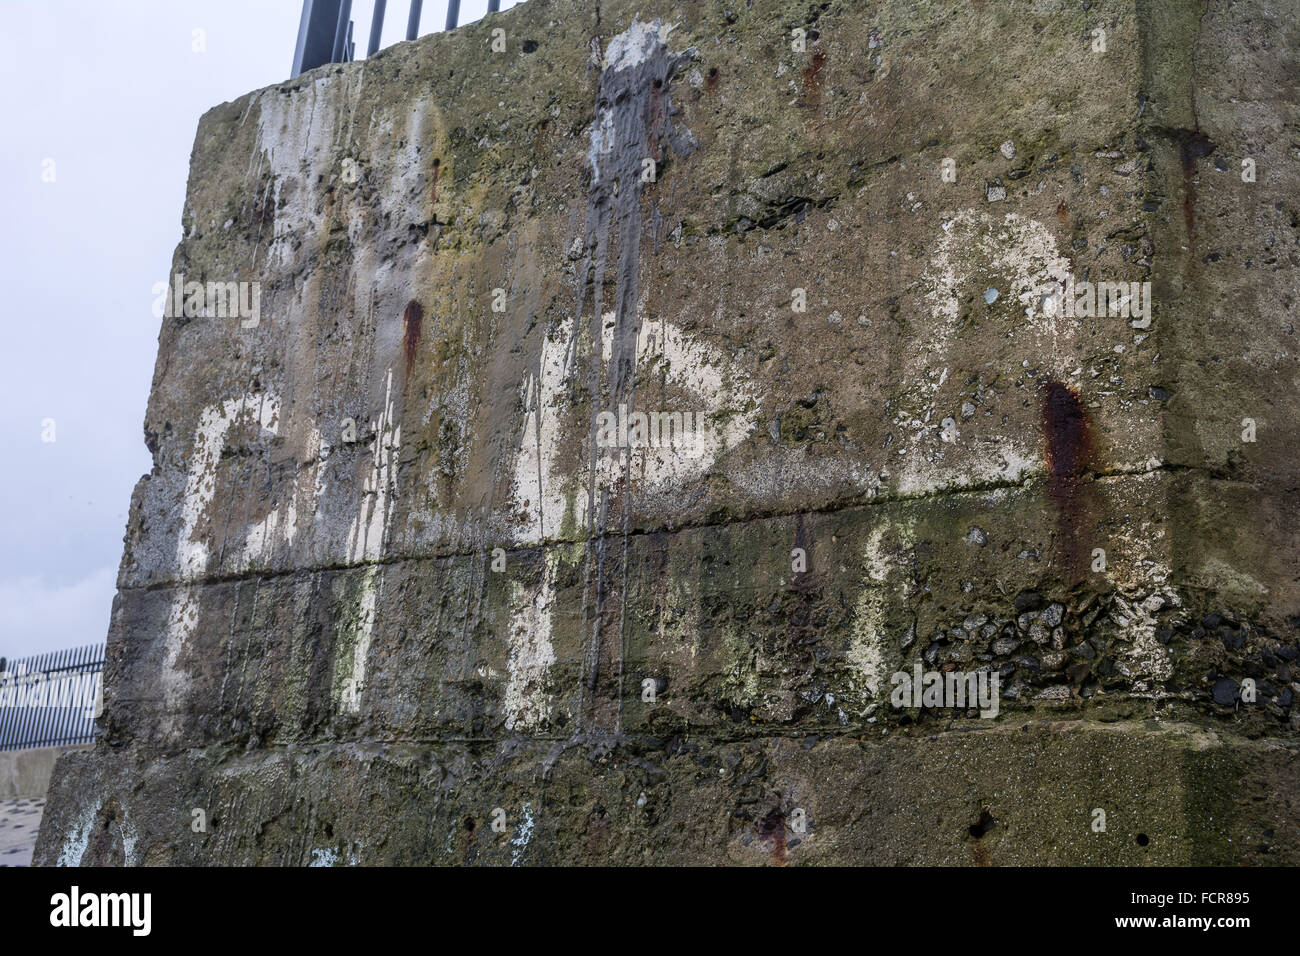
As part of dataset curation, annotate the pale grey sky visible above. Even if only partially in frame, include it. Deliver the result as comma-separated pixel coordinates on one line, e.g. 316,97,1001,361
0,0,519,660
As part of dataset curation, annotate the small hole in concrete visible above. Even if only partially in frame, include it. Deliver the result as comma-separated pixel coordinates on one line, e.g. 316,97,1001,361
1136,833,1149,846
968,809,995,839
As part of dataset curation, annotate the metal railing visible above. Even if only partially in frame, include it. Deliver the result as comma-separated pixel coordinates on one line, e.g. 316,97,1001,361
292,0,504,78
0,644,104,752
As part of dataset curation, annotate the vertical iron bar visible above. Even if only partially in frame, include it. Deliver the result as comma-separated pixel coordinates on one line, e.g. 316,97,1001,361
488,0,500,11
84,655,96,742
12,654,37,750
4,653,19,748
43,649,61,746
63,647,75,744
94,643,104,741
64,646,78,745
367,0,387,55
50,649,61,746
62,646,74,744
291,0,315,77
445,0,460,30
293,0,347,77
74,645,87,744
35,650,49,746
0,655,13,749
59,647,71,745
406,0,422,40
46,649,57,744
0,654,11,749
51,648,60,743
331,0,353,62
22,653,42,747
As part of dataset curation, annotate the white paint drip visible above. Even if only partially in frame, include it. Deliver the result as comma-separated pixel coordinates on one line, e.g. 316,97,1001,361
332,368,399,715
512,320,575,544
56,800,101,867
253,73,363,269
595,314,757,487
346,368,401,563
159,589,199,740
337,564,382,715
587,109,616,186
510,801,535,866
504,551,560,731
846,519,913,711
510,315,757,546
603,20,663,72
177,393,280,581
240,425,322,571
166,392,280,740
893,211,1082,495
120,809,139,866
924,210,1074,347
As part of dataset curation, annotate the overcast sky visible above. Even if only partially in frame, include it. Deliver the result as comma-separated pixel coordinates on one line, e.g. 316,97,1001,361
0,0,519,661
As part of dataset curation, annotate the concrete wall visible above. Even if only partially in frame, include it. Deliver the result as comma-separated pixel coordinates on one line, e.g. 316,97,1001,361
1,746,90,800
37,0,1300,865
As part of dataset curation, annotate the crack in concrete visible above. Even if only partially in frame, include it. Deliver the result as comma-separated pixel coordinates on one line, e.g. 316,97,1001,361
121,460,1215,595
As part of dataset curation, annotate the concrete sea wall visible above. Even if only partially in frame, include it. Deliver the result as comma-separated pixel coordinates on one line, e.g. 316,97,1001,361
36,0,1300,865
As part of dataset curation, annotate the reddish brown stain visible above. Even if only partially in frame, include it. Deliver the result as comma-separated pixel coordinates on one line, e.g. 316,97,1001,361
462,815,479,864
803,50,827,102
1043,382,1090,480
968,808,995,865
756,809,787,866
532,120,551,158
1042,381,1093,582
402,299,424,377
705,66,719,92
1056,199,1068,227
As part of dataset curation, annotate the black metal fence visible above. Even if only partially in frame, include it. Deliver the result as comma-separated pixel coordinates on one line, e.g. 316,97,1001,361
292,0,504,78
0,644,104,752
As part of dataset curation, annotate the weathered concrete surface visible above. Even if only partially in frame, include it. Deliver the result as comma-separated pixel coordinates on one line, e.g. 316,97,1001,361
0,745,89,800
37,0,1300,864
32,721,1300,865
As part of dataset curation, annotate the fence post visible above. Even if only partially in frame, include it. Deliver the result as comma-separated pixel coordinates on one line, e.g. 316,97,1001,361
331,0,354,63
292,0,347,77
406,0,422,41
367,0,387,56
